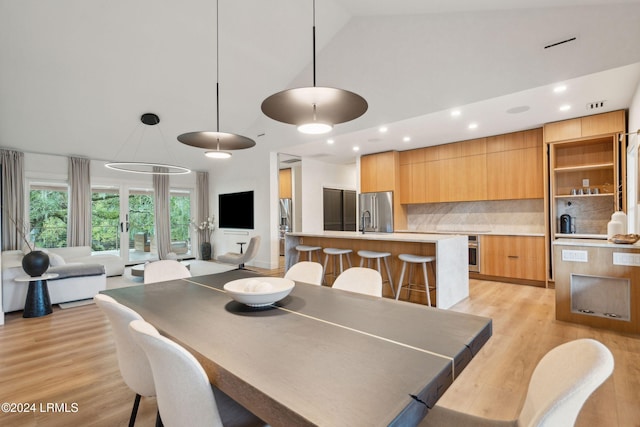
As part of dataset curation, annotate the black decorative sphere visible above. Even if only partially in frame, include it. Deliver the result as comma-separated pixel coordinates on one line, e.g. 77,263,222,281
22,250,50,277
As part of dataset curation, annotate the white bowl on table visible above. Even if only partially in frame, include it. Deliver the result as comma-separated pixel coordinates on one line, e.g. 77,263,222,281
223,277,295,307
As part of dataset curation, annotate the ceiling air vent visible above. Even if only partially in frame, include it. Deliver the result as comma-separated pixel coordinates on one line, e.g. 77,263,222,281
544,37,577,50
586,101,606,110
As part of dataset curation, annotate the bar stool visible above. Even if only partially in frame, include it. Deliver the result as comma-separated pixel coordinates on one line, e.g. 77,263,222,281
322,248,353,285
357,250,395,298
395,254,435,306
295,245,322,263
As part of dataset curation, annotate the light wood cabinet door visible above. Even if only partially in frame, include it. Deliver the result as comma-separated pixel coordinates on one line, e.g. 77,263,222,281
581,110,626,137
399,162,427,204
439,154,487,202
481,235,545,281
544,118,582,143
360,152,396,193
487,146,543,200
279,168,292,199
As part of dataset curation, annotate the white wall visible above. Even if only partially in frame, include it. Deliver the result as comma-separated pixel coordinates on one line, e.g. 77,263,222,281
300,159,357,233
627,79,640,232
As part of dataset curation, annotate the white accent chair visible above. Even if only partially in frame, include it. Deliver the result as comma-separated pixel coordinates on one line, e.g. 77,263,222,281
143,260,191,284
128,319,266,427
419,338,614,427
284,261,323,286
217,236,261,270
332,267,383,297
94,294,158,427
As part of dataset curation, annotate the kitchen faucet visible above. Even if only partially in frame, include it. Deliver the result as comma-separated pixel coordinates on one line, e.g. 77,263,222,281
360,210,371,234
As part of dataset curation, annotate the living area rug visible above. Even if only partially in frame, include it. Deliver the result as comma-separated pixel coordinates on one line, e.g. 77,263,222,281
58,299,95,309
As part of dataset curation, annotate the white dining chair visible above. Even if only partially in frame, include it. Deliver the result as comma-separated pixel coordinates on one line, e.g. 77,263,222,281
284,261,323,286
128,319,266,427
420,338,614,427
143,260,191,284
332,267,383,297
94,294,158,427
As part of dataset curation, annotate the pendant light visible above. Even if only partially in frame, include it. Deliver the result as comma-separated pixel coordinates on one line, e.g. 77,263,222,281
261,0,367,135
177,0,255,156
105,113,191,175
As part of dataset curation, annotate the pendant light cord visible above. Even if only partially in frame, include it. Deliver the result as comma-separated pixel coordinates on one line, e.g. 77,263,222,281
312,0,316,87
216,0,220,133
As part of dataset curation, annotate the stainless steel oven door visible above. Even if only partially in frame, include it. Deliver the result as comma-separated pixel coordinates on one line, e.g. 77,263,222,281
468,235,480,272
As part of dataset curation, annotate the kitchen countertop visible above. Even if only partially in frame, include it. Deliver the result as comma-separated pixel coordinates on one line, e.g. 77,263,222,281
552,238,640,249
396,230,545,237
286,231,465,243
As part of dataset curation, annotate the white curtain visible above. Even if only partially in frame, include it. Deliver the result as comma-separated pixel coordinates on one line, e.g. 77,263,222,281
153,167,171,259
68,156,92,246
196,171,210,250
0,149,25,250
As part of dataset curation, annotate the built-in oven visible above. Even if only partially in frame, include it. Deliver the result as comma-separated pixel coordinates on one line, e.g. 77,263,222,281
468,235,480,272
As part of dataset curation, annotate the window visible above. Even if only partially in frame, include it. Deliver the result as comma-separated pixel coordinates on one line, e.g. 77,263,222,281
170,189,191,247
92,187,120,252
29,183,68,248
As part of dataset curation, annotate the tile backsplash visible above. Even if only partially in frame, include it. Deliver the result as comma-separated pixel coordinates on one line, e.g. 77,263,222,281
407,199,545,234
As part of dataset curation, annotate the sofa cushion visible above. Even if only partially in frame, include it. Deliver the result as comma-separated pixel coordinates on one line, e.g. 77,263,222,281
48,263,105,279
48,252,66,266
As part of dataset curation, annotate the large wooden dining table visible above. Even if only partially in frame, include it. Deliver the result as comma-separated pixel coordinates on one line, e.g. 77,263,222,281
102,269,491,426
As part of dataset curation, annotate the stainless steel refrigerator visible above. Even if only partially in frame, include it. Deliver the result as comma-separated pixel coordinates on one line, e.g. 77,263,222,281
279,198,292,255
359,191,394,233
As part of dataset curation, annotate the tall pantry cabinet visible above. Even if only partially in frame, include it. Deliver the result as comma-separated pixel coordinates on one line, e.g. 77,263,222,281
545,110,627,240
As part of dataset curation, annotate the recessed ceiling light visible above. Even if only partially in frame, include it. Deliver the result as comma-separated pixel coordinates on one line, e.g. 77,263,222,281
559,104,571,112
451,110,461,117
379,126,388,133
553,85,567,93
327,138,335,144
403,136,411,142
353,146,360,152
468,123,478,129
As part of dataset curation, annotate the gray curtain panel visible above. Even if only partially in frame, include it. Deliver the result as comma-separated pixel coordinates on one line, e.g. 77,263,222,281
153,167,171,260
0,149,25,250
68,156,92,247
196,171,210,251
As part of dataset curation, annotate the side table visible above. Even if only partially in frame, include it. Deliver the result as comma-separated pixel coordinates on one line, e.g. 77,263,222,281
15,273,59,318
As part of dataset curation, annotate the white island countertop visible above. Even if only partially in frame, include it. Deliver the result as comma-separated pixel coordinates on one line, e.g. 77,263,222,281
285,231,468,309
286,231,465,244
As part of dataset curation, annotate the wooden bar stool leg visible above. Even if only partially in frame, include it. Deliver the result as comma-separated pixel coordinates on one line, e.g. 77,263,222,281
422,262,431,306
339,254,344,273
396,262,407,300
346,254,352,268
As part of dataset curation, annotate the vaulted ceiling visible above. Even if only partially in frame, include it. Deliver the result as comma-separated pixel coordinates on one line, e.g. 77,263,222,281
1,0,640,169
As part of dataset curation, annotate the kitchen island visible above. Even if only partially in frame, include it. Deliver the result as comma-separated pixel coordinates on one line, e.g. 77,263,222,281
285,231,468,309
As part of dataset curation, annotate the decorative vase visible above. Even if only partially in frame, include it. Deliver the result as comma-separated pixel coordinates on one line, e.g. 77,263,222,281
200,242,212,261
22,250,50,277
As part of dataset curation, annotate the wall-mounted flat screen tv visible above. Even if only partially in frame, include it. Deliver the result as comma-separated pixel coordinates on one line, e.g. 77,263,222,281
218,191,254,229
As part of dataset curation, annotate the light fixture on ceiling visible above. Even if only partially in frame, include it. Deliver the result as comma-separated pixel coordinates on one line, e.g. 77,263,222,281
105,113,191,175
261,0,367,135
177,0,255,156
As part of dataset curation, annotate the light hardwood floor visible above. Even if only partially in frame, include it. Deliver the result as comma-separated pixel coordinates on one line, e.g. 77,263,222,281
0,270,638,426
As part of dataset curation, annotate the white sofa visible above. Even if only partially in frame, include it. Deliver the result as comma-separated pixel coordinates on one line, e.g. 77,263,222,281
1,249,109,313
45,246,125,277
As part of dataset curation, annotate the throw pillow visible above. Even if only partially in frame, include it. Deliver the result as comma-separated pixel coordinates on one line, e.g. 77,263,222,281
48,252,66,266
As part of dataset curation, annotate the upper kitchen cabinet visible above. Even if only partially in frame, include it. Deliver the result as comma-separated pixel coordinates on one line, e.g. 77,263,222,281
486,129,544,200
544,110,626,142
279,168,292,199
360,151,398,193
546,110,626,239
